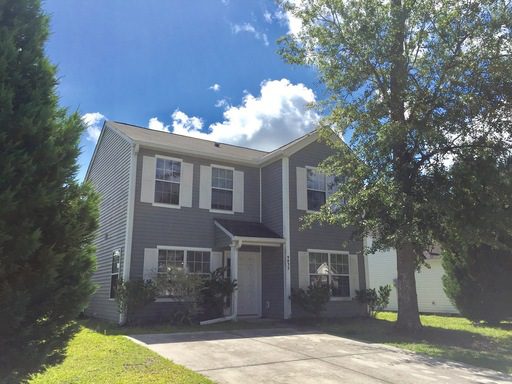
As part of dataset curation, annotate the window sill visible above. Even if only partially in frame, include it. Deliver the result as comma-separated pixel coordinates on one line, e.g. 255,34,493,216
152,202,181,209
209,209,234,214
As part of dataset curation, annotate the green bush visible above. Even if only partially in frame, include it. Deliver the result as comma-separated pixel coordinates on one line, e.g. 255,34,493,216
443,244,512,324
291,285,330,318
156,267,203,325
200,267,237,320
356,285,392,317
115,279,157,323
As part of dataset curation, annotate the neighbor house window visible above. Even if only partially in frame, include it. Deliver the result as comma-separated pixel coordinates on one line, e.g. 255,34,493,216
155,157,181,205
110,249,121,299
307,169,326,211
211,166,233,211
309,252,350,297
157,249,210,277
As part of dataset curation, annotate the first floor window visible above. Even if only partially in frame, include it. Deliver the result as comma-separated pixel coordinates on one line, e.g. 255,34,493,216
211,166,233,211
157,248,211,297
110,249,121,299
155,157,181,205
309,252,350,297
157,249,211,276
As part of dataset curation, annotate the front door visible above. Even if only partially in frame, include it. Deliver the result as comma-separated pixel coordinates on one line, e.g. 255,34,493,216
237,252,261,317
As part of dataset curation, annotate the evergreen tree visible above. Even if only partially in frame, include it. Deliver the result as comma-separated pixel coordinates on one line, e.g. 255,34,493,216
440,153,512,323
0,0,98,381
279,0,512,330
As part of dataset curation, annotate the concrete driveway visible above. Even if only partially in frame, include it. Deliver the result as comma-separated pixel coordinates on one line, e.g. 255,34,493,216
129,328,512,384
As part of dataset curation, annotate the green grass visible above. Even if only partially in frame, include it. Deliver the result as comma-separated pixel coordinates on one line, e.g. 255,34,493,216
82,317,286,336
319,312,512,374
29,326,213,384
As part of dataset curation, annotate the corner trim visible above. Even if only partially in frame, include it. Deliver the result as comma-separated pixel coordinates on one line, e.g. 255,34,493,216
282,157,292,319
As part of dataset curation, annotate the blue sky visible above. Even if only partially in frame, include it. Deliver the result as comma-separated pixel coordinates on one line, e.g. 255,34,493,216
42,0,322,180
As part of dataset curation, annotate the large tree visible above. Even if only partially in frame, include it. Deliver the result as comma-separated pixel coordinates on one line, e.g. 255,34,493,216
279,0,512,330
0,0,98,381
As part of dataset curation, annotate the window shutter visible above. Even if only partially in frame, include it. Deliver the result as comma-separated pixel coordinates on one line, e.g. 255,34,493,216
141,156,156,203
349,254,360,298
210,251,223,272
233,170,244,213
296,167,307,210
199,165,211,209
180,162,193,207
143,248,158,281
298,251,310,289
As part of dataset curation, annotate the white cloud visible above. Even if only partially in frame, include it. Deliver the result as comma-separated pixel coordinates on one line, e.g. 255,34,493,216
275,1,304,35
231,23,269,46
171,109,205,136
148,117,170,132
209,83,221,92
82,112,105,142
215,98,229,109
263,10,272,23
169,79,320,151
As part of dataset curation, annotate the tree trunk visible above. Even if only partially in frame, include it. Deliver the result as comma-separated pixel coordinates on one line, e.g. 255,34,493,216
395,246,422,331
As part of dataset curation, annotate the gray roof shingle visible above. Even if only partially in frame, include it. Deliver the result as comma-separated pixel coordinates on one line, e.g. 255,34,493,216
215,219,282,239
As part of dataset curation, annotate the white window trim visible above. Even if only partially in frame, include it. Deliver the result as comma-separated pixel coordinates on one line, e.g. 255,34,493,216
305,166,327,213
210,164,235,213
155,246,212,302
109,248,122,300
153,155,183,209
307,248,352,301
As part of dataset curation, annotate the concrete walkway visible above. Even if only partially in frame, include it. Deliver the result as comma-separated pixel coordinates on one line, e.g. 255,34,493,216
129,328,512,384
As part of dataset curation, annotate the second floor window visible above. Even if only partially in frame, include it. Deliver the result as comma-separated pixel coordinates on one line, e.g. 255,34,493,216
307,169,326,211
155,157,181,205
211,166,233,211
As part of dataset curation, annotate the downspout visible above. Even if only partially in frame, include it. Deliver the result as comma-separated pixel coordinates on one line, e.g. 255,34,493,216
200,239,242,325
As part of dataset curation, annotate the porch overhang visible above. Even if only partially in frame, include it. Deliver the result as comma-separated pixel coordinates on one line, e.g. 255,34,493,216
214,219,285,248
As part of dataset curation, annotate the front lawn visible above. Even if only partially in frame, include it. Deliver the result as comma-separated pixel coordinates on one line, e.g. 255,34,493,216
319,312,512,374
29,325,213,384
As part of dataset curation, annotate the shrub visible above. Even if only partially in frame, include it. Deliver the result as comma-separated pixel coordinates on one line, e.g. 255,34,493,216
115,279,157,323
356,285,392,317
200,267,237,319
291,285,330,318
443,244,512,324
156,267,203,325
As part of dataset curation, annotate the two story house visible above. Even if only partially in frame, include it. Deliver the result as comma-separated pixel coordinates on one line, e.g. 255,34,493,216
85,121,366,323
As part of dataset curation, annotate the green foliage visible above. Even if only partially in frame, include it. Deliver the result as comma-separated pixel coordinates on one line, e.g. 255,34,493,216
115,279,157,323
0,0,99,381
200,267,237,319
356,285,392,317
437,153,512,323
443,245,512,324
157,267,204,325
279,0,512,329
291,285,330,318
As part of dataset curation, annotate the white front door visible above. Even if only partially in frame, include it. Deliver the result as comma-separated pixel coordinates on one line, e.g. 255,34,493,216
237,251,261,317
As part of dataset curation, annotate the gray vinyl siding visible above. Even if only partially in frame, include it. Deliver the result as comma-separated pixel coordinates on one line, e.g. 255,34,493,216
261,160,283,236
85,127,132,322
288,140,365,317
261,246,284,318
130,147,261,280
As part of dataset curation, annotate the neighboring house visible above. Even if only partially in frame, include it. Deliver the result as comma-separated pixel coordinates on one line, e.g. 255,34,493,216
85,121,366,323
365,238,458,314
